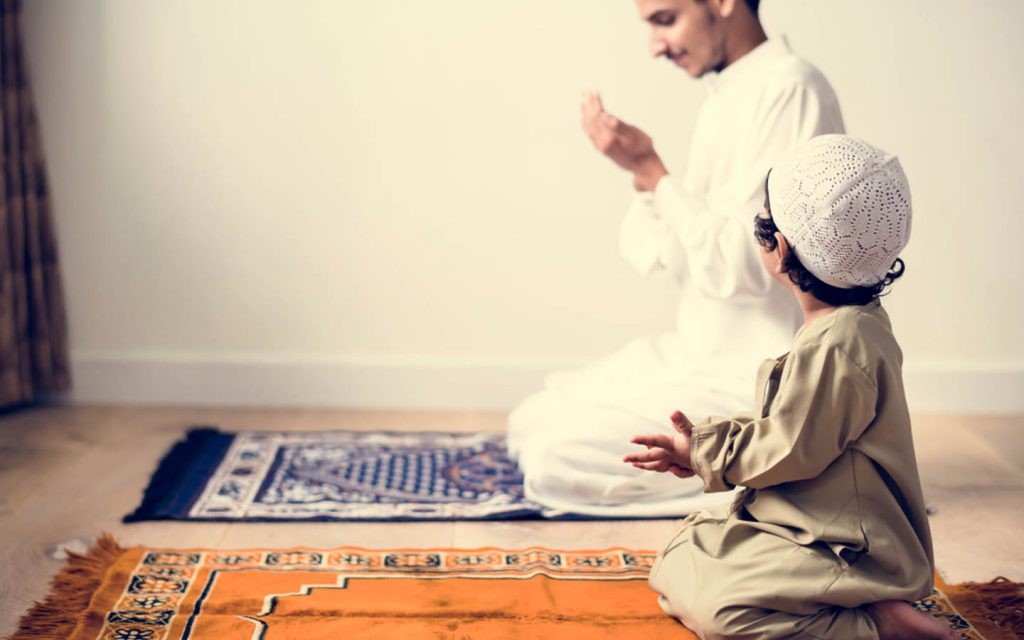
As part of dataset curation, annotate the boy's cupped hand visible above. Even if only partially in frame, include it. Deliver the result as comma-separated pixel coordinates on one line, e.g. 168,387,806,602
624,411,697,478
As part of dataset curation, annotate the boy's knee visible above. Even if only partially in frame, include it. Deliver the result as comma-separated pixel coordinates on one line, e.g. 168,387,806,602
700,604,772,640
650,576,728,638
700,604,879,640
657,590,793,640
658,601,755,640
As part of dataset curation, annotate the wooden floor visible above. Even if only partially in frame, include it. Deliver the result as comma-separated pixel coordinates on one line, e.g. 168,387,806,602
1,405,1022,635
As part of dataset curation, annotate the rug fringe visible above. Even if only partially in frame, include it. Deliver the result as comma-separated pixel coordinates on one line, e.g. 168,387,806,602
944,576,1024,639
122,425,233,522
10,533,125,640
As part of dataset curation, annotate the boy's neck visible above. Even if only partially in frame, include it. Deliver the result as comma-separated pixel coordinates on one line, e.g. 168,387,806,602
792,288,840,326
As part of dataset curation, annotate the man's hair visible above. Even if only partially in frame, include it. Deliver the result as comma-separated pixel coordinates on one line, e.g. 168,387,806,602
753,214,905,306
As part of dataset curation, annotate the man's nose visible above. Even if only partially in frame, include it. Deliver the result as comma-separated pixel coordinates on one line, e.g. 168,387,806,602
649,35,668,58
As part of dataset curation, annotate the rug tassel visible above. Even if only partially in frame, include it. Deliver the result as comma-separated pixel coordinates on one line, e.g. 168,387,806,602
122,426,231,522
944,576,1024,639
10,533,125,640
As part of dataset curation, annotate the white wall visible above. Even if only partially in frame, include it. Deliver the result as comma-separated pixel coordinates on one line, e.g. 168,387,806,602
22,0,1024,412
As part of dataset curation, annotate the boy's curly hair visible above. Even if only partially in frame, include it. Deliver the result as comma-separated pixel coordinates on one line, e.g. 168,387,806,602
753,213,905,307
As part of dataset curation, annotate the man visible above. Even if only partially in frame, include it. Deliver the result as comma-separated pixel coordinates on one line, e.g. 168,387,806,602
507,0,845,517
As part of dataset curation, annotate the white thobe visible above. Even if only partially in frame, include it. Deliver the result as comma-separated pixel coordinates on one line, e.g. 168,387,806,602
508,39,846,517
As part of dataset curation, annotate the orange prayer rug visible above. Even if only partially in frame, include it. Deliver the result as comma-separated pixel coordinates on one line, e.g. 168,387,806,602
12,535,1022,639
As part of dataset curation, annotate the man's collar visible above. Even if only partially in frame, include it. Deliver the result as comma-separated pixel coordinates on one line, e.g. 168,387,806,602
707,36,791,92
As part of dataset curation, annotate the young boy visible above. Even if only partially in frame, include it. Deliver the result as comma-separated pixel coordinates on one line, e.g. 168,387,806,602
624,135,955,639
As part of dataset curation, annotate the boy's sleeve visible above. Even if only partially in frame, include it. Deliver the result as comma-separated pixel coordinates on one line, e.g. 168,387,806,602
689,343,878,492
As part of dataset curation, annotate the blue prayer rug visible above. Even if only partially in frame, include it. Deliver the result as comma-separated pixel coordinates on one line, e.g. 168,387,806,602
124,428,549,522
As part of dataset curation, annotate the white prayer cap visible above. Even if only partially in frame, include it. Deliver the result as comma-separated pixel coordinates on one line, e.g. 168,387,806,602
767,134,912,289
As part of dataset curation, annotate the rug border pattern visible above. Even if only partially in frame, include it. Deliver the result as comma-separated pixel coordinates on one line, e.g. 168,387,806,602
96,547,657,640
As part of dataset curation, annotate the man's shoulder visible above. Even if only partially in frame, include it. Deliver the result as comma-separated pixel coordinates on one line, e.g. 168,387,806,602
763,51,836,96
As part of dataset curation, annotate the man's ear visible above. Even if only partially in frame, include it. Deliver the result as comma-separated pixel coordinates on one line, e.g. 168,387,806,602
711,0,737,18
773,232,790,274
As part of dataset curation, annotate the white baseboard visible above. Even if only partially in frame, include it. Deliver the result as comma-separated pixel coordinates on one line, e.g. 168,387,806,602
66,351,1024,414
66,351,573,411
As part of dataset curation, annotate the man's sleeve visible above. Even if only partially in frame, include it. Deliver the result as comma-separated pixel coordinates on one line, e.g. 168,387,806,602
619,189,698,276
619,79,843,294
689,343,878,492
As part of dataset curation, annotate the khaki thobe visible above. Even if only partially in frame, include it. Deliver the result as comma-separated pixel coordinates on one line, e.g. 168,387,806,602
649,301,934,639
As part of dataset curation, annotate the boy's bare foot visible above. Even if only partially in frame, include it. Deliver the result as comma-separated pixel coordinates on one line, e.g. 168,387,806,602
865,600,959,640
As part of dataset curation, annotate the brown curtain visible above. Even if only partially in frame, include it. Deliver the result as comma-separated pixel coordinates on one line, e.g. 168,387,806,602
0,0,69,408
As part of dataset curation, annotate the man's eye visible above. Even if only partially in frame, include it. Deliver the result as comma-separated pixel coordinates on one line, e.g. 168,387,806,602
652,13,676,27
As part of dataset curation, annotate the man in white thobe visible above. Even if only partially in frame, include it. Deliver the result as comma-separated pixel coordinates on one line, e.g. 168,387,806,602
507,0,845,517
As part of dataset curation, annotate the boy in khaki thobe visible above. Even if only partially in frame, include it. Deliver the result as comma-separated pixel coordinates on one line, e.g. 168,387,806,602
625,135,957,640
